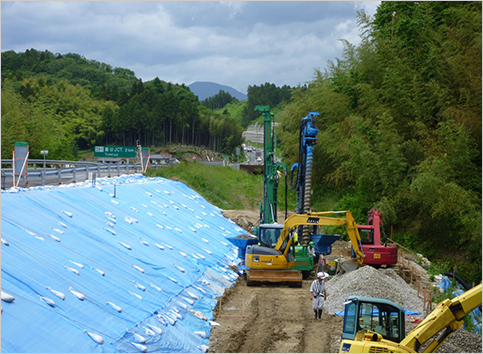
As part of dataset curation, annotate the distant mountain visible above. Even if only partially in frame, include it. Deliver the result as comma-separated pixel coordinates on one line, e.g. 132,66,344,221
189,81,247,101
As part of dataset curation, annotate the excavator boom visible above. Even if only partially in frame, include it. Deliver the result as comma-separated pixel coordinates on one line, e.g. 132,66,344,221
245,211,366,286
400,283,482,352
274,211,365,267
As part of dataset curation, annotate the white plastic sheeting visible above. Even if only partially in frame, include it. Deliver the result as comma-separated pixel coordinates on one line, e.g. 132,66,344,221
1,174,245,353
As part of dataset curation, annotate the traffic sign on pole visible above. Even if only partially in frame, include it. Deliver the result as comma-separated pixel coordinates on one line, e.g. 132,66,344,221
94,146,136,158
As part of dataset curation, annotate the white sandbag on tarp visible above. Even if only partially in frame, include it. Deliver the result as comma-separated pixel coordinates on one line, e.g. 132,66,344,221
1,175,241,353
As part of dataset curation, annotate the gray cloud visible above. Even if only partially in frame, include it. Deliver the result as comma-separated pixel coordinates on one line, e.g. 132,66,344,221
1,1,380,93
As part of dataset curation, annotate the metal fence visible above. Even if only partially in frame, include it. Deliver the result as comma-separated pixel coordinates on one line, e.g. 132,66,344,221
1,159,145,189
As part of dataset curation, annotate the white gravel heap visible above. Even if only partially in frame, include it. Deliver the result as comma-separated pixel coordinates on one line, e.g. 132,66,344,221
324,265,425,315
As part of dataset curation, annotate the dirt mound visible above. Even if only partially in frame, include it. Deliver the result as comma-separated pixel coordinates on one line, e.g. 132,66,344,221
222,209,260,233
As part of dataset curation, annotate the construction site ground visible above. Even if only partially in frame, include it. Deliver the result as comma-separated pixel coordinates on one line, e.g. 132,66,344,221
208,210,482,353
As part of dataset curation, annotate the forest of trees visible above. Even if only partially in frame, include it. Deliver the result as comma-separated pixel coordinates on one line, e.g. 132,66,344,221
1,50,245,159
241,83,293,127
279,1,481,282
200,90,239,110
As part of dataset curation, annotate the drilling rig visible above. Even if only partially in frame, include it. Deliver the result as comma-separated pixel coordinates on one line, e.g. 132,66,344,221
228,105,291,278
255,105,288,225
290,111,320,245
253,106,315,278
253,107,321,279
232,108,343,281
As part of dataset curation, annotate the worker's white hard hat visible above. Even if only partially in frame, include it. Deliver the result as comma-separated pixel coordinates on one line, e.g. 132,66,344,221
317,272,327,279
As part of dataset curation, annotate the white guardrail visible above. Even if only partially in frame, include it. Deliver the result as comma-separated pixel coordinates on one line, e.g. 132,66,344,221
0,159,167,189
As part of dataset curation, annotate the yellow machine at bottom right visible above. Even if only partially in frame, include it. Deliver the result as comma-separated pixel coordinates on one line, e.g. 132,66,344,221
339,283,482,353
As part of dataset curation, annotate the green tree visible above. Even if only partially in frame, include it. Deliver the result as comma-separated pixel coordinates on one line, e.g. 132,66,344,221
278,1,481,283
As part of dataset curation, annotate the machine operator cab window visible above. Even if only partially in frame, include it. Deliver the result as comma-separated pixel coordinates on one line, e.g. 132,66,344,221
341,296,405,344
357,227,374,245
258,224,283,248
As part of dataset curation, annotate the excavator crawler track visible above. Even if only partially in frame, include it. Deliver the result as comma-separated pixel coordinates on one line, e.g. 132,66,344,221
246,269,303,287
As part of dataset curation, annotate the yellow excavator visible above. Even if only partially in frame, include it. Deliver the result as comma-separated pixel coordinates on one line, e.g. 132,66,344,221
244,210,366,286
339,283,482,353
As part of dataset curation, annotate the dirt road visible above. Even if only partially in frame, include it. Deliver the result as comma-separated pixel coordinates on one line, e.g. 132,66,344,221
208,275,343,353
212,209,342,353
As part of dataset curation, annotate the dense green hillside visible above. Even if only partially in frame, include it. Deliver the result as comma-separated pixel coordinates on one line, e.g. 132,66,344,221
1,49,245,159
242,83,293,127
279,1,481,283
214,100,247,126
1,50,137,96
201,90,239,110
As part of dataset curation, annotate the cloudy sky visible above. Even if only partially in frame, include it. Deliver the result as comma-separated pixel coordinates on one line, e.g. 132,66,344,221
1,1,380,94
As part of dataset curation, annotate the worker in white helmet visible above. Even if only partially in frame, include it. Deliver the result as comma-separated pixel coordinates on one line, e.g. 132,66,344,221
310,272,328,321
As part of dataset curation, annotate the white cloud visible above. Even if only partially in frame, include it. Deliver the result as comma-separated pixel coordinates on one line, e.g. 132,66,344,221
218,1,246,19
1,1,376,93
355,1,381,17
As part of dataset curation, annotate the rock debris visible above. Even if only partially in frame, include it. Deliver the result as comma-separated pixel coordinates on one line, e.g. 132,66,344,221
324,265,425,315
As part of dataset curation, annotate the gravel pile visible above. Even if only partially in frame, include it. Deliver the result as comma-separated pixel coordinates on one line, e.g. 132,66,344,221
404,322,483,353
324,265,424,315
435,328,482,353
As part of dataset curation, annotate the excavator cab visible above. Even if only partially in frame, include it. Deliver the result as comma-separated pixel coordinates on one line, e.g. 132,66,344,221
340,284,482,353
341,296,405,343
354,209,398,266
245,224,301,286
258,223,283,248
247,223,295,270
358,227,374,245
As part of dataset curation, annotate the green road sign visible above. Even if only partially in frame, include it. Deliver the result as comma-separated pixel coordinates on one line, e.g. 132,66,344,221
94,146,136,158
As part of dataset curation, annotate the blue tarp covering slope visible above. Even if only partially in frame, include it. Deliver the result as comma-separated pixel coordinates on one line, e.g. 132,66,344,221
1,174,244,353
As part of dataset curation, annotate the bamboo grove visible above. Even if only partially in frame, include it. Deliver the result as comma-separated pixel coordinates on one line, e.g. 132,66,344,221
279,2,481,282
